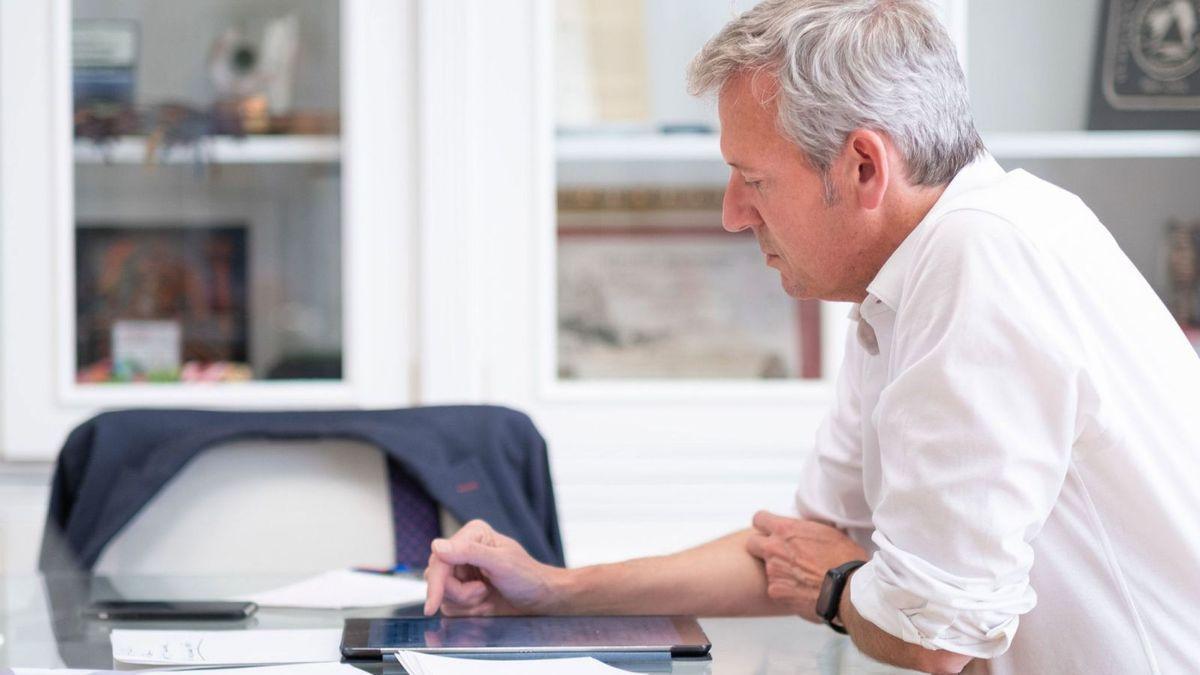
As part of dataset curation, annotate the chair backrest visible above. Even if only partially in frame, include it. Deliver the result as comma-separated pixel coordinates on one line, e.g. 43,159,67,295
93,439,396,575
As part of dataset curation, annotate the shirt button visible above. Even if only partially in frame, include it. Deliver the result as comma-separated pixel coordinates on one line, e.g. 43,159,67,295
857,320,880,356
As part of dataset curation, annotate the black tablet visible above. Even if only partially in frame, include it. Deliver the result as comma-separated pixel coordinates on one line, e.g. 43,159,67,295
340,616,711,659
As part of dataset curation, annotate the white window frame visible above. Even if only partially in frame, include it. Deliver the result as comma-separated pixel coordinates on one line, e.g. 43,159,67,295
0,0,416,460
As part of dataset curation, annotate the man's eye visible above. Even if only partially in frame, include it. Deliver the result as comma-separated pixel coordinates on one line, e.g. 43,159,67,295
745,180,762,189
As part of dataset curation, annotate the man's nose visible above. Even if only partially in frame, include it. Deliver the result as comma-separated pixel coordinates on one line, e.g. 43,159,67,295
722,175,761,233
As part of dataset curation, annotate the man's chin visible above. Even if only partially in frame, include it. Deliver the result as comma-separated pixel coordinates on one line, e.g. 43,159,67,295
780,276,814,300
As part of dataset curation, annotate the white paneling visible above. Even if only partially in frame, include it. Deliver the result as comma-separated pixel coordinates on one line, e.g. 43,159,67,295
416,0,490,404
341,0,417,407
0,0,84,459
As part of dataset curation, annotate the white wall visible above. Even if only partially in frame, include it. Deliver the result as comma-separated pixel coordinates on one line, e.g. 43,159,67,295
0,467,50,575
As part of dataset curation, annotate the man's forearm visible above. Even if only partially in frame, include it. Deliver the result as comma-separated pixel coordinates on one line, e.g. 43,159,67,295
545,529,788,617
840,578,973,674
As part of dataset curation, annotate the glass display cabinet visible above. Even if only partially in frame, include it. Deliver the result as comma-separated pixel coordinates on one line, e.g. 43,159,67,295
0,0,414,459
71,1,343,386
554,0,824,383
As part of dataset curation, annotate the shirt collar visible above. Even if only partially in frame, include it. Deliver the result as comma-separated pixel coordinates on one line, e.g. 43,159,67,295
863,152,1006,311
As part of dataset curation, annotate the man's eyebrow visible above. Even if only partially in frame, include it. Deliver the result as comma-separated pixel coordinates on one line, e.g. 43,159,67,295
727,161,756,172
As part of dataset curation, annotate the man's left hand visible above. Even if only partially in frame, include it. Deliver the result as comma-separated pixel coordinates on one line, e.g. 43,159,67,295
745,511,868,623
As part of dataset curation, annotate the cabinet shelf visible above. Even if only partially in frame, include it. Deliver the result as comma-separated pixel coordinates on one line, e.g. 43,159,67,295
556,131,1200,163
556,132,720,162
64,380,358,408
985,132,1200,159
74,135,341,165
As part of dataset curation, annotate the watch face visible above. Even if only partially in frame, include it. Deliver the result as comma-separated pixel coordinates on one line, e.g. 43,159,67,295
815,569,840,620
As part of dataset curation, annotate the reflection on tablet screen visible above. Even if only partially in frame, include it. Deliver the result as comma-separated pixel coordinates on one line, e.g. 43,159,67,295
367,616,685,649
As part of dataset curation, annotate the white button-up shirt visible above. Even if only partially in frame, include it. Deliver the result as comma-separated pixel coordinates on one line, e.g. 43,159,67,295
795,154,1200,674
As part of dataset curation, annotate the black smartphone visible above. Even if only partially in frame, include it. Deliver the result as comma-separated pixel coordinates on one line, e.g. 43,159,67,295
82,600,258,621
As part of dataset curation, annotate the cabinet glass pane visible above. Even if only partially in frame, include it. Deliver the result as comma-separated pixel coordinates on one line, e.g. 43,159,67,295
555,0,822,380
72,0,341,384
967,0,1101,133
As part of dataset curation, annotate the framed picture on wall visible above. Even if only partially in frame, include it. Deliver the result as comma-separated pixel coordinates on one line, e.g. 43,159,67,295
556,187,821,381
1090,0,1200,130
75,224,249,382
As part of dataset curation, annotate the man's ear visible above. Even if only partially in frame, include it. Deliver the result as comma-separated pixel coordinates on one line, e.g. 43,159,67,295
842,130,890,210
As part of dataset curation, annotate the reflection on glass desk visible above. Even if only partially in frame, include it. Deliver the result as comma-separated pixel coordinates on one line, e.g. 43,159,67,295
0,575,914,674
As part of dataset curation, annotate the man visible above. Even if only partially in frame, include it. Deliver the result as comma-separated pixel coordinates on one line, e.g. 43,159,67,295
424,1,1200,673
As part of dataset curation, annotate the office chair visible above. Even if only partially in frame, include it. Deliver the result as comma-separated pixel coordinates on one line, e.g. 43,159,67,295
40,407,564,575
93,438,401,574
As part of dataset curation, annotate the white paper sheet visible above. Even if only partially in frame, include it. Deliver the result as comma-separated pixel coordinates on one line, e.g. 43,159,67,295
12,664,362,675
8,670,118,675
238,569,427,609
109,628,342,666
394,652,635,675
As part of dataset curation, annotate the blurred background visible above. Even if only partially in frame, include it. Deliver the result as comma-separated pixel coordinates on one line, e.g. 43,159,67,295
3,0,1200,582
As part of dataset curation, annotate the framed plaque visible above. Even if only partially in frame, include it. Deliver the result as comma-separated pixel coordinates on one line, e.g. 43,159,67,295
1090,0,1200,129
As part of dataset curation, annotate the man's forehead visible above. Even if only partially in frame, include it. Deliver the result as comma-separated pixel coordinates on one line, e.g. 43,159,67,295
718,71,781,166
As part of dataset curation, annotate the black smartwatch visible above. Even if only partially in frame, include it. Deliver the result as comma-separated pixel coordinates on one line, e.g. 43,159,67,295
815,560,867,634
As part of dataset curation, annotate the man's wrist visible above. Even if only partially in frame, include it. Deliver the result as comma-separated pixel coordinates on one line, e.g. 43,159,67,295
837,567,859,631
541,564,584,614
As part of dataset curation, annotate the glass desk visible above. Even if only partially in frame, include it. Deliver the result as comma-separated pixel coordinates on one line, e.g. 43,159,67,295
0,574,912,674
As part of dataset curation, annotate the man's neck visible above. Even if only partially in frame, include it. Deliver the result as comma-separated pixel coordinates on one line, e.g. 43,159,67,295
846,183,948,304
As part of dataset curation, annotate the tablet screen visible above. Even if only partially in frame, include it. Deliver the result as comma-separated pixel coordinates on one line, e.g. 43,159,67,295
342,616,710,656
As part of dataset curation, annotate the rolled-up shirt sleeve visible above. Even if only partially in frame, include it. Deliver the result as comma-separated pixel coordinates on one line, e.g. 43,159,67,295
849,211,1083,659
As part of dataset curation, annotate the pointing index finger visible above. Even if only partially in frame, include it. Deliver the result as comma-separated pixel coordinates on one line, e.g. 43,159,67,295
423,540,452,615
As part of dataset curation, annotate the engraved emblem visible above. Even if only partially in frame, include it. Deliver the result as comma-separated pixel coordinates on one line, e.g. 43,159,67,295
1132,0,1200,81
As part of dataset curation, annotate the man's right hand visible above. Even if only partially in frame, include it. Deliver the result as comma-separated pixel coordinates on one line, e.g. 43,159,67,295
423,519,568,617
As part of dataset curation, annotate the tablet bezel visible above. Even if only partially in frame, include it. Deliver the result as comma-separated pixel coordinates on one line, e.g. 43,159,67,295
340,615,712,659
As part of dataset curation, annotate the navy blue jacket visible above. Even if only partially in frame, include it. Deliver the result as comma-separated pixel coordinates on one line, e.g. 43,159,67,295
39,406,565,571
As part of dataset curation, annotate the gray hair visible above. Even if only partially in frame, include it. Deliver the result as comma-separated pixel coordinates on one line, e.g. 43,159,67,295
688,0,983,190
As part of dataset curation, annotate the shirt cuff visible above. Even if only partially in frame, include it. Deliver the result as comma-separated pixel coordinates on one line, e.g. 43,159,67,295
849,558,1028,659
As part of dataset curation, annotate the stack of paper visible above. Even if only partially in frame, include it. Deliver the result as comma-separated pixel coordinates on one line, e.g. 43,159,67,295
394,652,638,675
238,569,428,609
110,628,342,666
108,570,428,669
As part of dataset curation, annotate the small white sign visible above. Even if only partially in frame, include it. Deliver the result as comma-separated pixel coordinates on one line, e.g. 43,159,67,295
73,21,138,68
112,320,181,374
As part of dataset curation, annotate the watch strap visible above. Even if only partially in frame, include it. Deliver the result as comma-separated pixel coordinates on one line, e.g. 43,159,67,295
817,559,867,634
